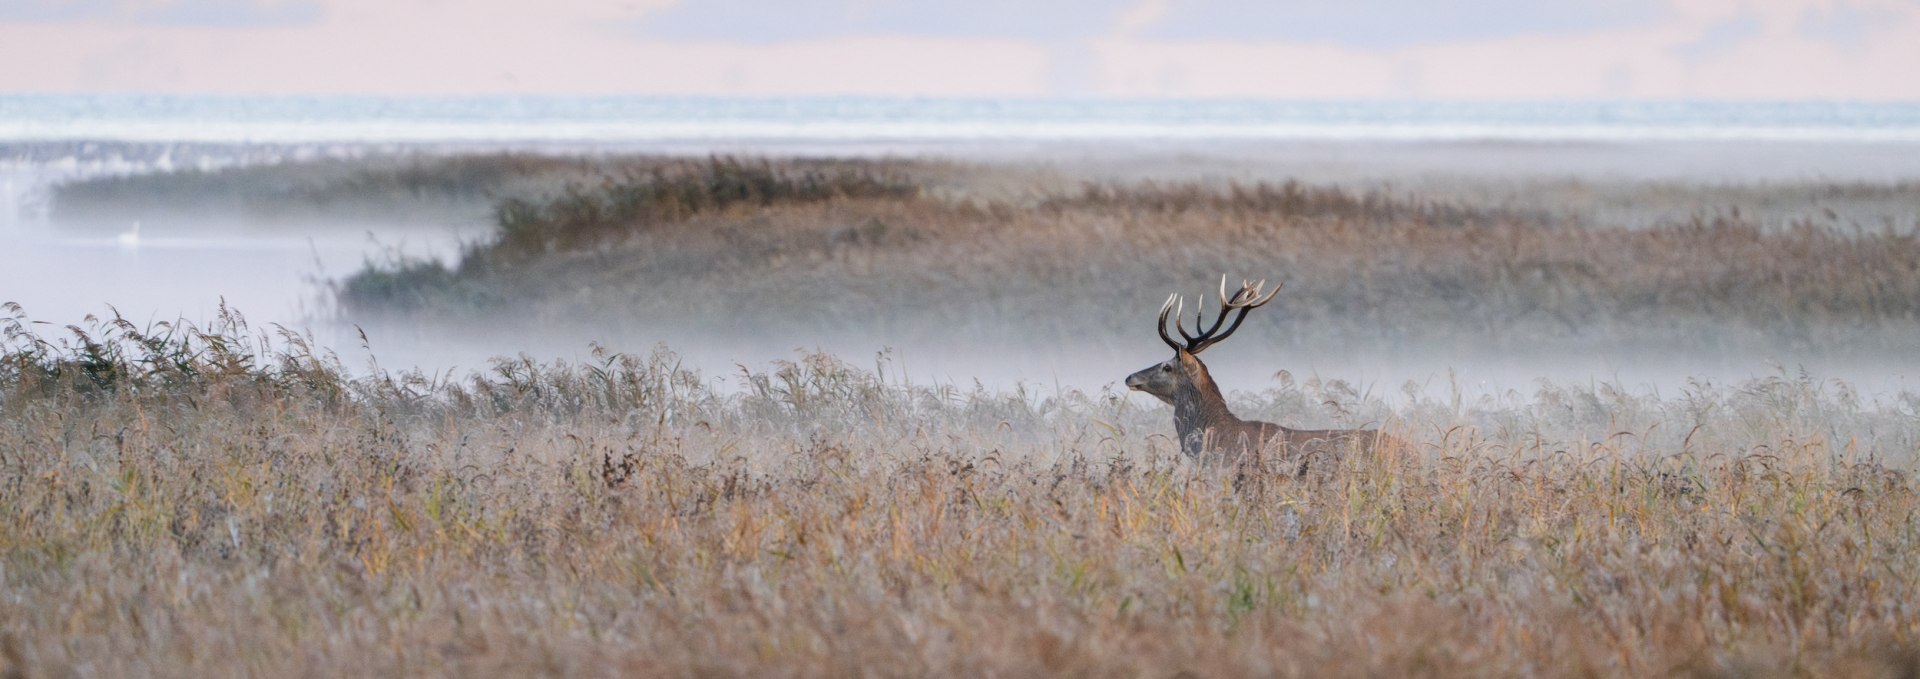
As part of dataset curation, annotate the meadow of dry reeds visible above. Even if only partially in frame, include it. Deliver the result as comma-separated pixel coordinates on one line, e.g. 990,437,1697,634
54,153,1920,357
16,153,1920,676
2,301,1917,677
314,156,1920,358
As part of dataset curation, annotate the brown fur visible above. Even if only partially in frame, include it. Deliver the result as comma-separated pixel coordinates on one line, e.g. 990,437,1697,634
1127,280,1401,474
1127,350,1397,471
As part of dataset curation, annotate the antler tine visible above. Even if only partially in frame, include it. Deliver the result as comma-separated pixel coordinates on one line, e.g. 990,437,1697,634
1173,292,1200,344
1223,279,1283,309
1176,277,1235,345
1176,288,1202,342
1186,277,1283,354
1155,276,1284,354
1253,279,1282,305
1156,294,1182,351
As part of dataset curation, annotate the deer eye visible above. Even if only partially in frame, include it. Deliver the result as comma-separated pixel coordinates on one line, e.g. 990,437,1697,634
1160,364,1172,372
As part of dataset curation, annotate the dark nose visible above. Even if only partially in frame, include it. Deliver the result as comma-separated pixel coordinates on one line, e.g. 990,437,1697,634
1124,373,1144,390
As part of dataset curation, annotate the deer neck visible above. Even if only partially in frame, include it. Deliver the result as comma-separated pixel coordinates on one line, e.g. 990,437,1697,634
1172,359,1243,457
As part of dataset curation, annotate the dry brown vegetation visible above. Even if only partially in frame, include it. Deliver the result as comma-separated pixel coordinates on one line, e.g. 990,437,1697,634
3,303,1919,677
51,153,1920,357
20,154,1920,676
320,156,1920,358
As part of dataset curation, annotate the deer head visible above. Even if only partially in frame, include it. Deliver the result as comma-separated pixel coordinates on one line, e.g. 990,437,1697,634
1125,277,1281,405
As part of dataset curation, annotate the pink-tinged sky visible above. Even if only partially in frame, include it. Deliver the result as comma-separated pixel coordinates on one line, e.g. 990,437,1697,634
1,0,1917,99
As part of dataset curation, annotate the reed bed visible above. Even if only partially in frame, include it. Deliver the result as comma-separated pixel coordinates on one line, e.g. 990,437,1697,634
52,153,1920,356
2,304,1917,677
317,159,1920,358
23,154,1920,675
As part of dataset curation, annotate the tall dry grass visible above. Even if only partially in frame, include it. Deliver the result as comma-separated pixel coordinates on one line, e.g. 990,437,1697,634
2,303,1917,677
323,160,1920,358
49,152,1920,356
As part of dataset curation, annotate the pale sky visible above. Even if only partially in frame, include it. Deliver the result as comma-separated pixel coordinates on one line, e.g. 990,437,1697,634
2,0,1917,98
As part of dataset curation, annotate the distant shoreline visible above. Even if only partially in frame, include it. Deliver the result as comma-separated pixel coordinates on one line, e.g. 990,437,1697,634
7,145,1920,396
10,137,1920,184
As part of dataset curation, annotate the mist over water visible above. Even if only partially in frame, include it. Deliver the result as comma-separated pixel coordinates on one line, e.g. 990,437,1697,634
0,157,468,344
4,96,1920,401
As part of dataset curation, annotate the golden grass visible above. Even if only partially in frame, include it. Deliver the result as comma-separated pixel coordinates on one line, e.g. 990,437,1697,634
2,306,1917,677
51,152,1920,355
330,162,1920,359
25,154,1920,675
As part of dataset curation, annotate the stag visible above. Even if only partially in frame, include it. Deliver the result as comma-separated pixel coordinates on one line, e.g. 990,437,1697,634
1126,277,1398,474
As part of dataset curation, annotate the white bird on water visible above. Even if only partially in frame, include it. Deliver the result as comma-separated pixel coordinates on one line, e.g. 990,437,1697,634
116,221,141,250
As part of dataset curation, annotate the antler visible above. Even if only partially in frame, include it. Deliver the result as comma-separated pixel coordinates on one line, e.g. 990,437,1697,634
1156,275,1282,354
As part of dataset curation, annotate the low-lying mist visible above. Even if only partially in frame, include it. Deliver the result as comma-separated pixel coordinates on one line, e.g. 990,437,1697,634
14,145,1920,401
8,142,1920,676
